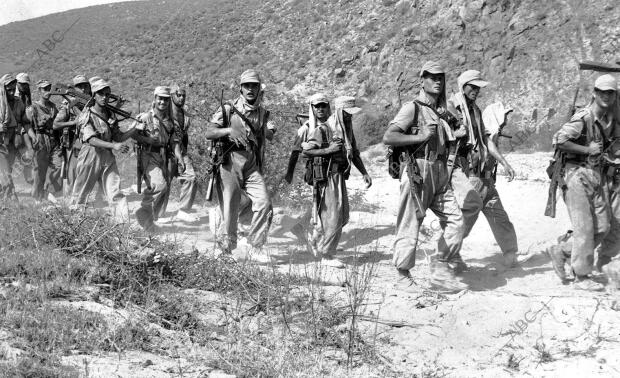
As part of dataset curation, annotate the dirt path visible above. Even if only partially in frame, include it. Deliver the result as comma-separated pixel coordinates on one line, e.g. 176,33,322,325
14,151,620,376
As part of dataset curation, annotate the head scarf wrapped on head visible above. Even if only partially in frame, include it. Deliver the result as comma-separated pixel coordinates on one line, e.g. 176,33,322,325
451,69,489,169
482,102,513,137
0,74,17,131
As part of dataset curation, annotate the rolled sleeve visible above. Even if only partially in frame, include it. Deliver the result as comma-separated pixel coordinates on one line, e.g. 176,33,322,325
210,106,225,127
81,123,98,142
54,106,70,123
389,102,419,133
293,124,309,152
553,119,584,146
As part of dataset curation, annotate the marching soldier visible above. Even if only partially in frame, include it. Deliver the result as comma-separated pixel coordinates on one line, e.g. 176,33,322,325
168,84,198,222
383,61,467,292
436,70,519,272
548,74,619,291
133,86,183,231
26,79,62,203
302,95,372,267
0,74,29,202
14,73,34,185
53,74,92,193
205,69,275,260
71,78,140,221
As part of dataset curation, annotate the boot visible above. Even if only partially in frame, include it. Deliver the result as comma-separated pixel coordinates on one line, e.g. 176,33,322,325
430,261,468,293
546,245,567,282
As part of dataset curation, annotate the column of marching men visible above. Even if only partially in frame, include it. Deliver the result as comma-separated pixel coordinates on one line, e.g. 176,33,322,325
0,65,617,293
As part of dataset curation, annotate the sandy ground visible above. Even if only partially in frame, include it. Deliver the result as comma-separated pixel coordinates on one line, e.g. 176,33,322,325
11,149,620,377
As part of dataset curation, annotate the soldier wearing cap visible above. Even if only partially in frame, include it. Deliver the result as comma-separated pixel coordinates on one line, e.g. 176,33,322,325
25,79,62,202
383,61,467,292
0,74,30,201
548,74,620,291
132,86,183,231
165,84,198,222
14,73,34,185
205,69,276,259
71,78,140,221
436,70,519,272
53,75,92,193
302,95,371,267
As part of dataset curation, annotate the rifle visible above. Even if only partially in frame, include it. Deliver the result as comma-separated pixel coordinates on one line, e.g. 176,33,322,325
544,87,579,218
136,100,143,194
578,61,620,73
206,89,227,202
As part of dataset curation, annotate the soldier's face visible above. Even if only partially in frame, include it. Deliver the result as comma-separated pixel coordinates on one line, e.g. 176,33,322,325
39,85,51,100
172,91,186,107
594,89,617,110
155,95,170,111
240,83,260,102
75,83,91,96
17,82,29,95
94,87,111,107
4,81,16,97
422,73,444,96
313,102,329,120
463,84,481,102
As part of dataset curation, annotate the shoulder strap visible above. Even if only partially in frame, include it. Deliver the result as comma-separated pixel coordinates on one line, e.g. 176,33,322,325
228,101,257,130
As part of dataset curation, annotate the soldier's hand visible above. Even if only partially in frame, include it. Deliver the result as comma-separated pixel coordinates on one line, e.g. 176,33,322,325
229,127,248,148
325,139,343,154
363,174,372,188
588,141,603,156
504,163,516,182
112,142,129,153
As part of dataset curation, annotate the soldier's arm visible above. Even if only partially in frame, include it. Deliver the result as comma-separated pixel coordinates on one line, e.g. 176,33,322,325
383,103,432,146
205,106,231,139
53,107,75,130
265,120,276,141
555,118,598,155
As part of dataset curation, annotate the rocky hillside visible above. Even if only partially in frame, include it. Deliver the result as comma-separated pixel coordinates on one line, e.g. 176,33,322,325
0,0,618,150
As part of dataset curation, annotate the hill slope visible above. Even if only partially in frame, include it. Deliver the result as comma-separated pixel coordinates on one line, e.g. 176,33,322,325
0,0,618,150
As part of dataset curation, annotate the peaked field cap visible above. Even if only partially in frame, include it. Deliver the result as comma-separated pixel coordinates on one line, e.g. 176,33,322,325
419,61,445,77
309,93,329,105
1,74,16,85
91,78,110,93
154,86,171,97
334,96,362,114
458,70,489,88
72,75,89,85
36,79,52,88
89,76,102,84
240,69,261,84
594,74,617,91
16,73,30,84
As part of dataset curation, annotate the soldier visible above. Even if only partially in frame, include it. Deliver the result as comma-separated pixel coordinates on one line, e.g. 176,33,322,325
26,79,62,203
168,84,198,222
53,75,92,194
71,78,140,221
382,61,467,292
205,69,275,260
133,86,183,231
0,74,29,202
302,95,372,267
437,70,519,272
14,73,34,185
548,74,619,291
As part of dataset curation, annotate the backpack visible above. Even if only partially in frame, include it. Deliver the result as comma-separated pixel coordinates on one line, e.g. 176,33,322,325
387,101,419,179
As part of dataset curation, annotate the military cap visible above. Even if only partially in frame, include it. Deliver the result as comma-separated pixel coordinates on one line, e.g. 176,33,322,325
16,73,30,84
419,61,445,77
594,74,617,91
0,74,16,86
90,78,110,93
240,69,261,84
72,75,89,86
309,93,329,105
458,70,489,88
153,86,171,97
36,80,52,89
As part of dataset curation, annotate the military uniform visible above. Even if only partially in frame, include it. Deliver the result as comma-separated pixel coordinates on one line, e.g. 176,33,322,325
391,91,464,270
170,105,197,213
14,73,34,185
437,72,518,264
26,85,60,201
0,74,29,201
209,72,273,253
554,104,620,277
134,103,179,229
71,78,129,222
